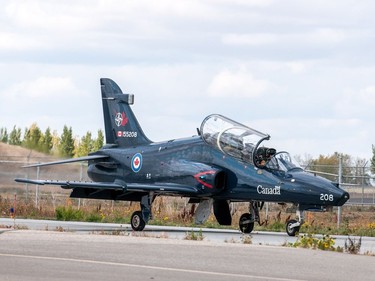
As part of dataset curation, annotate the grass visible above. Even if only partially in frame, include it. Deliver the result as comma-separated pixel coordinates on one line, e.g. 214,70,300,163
55,206,84,221
184,229,204,241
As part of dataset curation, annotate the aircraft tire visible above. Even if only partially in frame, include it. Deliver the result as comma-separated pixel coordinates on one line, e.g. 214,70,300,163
239,213,254,234
131,211,146,231
286,219,300,236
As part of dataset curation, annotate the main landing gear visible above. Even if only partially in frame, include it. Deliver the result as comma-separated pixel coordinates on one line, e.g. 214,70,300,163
130,193,154,231
238,202,305,236
239,201,262,234
131,211,145,231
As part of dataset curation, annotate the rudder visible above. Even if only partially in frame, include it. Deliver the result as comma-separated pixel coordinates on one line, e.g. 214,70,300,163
100,78,151,147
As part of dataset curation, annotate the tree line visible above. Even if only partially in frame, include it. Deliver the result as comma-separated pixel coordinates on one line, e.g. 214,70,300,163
0,123,103,158
301,152,374,186
1,123,375,181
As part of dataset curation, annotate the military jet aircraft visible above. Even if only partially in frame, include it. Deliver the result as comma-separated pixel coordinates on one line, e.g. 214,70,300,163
15,78,350,236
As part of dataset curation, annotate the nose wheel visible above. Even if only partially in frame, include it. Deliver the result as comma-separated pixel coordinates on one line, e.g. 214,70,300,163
285,207,305,236
286,219,300,236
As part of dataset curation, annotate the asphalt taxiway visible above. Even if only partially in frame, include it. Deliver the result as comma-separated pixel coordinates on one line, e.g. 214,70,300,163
0,229,374,281
1,218,375,253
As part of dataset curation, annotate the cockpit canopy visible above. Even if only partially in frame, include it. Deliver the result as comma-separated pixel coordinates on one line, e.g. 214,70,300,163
200,114,269,164
200,114,302,173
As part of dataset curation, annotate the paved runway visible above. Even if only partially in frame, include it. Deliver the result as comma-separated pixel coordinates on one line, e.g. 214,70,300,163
0,219,375,280
1,218,375,253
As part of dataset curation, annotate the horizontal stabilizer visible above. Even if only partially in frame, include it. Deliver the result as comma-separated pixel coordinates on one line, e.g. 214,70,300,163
22,155,109,168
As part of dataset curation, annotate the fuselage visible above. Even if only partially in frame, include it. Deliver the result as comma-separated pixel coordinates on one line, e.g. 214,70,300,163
88,135,349,207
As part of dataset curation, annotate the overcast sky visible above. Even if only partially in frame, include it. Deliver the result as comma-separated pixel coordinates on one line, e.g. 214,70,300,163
1,0,374,160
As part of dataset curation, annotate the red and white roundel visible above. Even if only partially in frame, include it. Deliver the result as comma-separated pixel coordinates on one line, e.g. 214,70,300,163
131,153,142,173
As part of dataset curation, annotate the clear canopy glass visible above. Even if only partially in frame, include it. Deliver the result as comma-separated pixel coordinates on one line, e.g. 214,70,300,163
200,114,303,173
265,151,303,172
200,114,269,164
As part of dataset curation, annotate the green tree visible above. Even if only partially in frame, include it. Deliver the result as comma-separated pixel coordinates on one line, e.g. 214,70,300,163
39,127,53,154
23,123,42,150
76,131,93,157
92,129,104,151
59,125,75,157
0,127,8,143
371,145,375,175
9,126,22,145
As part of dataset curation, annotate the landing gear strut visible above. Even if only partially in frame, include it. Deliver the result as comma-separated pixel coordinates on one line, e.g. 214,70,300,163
239,201,263,234
285,206,305,236
130,193,154,231
239,202,306,236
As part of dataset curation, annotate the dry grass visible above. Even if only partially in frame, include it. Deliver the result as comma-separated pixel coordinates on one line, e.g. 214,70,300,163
1,191,375,236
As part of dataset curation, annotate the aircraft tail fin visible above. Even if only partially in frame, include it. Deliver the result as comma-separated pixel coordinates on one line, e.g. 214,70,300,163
100,78,151,147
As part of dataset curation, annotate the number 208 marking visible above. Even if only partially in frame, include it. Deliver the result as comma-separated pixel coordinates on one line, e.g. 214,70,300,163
320,193,334,201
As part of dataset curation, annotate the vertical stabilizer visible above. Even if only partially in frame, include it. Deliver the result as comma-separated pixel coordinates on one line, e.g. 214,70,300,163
100,78,151,147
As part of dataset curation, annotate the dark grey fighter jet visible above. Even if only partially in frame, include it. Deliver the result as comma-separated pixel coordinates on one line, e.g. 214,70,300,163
16,78,349,236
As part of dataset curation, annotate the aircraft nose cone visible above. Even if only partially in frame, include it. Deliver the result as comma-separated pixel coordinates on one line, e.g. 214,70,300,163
336,191,350,206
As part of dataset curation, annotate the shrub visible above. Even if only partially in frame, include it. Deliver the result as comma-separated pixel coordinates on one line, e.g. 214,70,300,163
85,213,102,222
344,236,362,254
55,206,84,221
293,234,337,251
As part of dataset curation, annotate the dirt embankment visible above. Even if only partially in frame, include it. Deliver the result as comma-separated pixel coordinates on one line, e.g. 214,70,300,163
0,143,87,192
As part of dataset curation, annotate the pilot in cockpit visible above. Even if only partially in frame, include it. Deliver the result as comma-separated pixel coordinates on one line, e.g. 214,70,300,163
255,147,276,167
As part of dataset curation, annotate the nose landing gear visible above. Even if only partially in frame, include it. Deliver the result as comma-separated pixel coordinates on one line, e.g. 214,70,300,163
285,207,304,236
286,219,300,236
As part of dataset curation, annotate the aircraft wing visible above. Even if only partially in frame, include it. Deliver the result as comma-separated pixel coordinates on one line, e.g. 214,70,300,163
22,155,109,168
14,178,199,195
15,178,124,190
